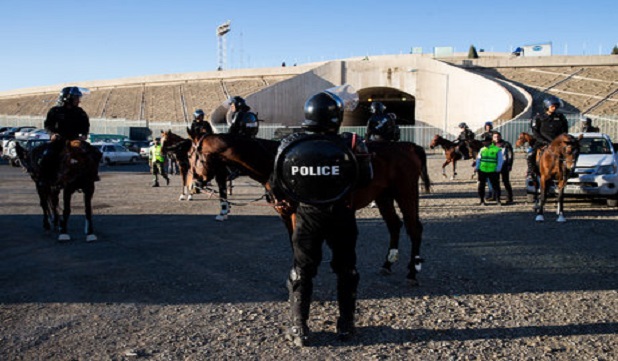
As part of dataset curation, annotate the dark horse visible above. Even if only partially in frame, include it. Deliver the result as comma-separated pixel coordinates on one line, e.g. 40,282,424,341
188,133,432,285
16,140,101,241
532,133,580,223
429,134,483,179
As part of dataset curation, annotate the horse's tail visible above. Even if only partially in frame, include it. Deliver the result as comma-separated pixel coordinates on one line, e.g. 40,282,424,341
414,144,432,193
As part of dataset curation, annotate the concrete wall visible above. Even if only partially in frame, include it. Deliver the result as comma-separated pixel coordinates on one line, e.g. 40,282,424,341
459,54,618,69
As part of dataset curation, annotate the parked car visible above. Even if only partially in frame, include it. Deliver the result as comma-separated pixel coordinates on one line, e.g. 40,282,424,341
120,140,151,154
140,142,154,159
1,126,35,139
26,128,51,140
526,132,618,206
93,143,140,165
1,138,49,167
13,126,37,140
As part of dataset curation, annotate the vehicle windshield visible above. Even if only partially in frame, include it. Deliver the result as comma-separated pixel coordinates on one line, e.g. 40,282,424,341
579,138,613,155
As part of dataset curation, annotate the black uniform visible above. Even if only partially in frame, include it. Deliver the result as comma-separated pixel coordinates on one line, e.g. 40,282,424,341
480,130,495,144
499,140,514,202
190,119,214,136
527,111,569,175
454,128,475,159
41,105,96,182
272,131,371,345
228,110,259,138
366,114,400,142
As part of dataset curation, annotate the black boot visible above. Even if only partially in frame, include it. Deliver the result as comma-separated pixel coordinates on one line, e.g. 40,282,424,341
285,270,312,347
336,270,359,341
526,153,536,179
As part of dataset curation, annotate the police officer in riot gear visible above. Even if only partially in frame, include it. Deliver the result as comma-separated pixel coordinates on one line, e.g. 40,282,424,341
40,86,100,184
271,86,371,347
190,109,214,136
580,117,599,133
526,96,569,178
453,122,475,159
365,101,400,142
226,96,259,138
479,121,495,144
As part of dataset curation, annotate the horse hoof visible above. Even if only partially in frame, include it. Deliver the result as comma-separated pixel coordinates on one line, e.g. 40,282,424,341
535,215,544,222
58,234,71,242
188,195,193,201
557,215,566,223
179,195,185,201
216,214,228,222
387,249,399,263
86,234,97,242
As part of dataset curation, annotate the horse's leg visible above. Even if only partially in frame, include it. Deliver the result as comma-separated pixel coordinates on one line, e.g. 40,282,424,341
179,164,187,201
556,181,567,223
37,185,51,231
535,176,548,222
215,170,230,221
375,195,403,275
396,189,423,286
441,160,450,178
49,188,60,230
452,159,458,180
83,184,97,242
58,189,72,241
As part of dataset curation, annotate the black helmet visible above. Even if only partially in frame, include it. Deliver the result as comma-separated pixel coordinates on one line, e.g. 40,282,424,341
193,109,205,119
484,121,493,129
302,91,344,134
543,96,563,110
57,86,83,106
370,101,386,114
229,96,247,110
581,117,592,125
458,122,468,129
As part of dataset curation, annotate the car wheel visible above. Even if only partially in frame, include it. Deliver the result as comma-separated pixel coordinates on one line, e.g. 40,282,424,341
130,157,138,163
105,158,112,166
10,158,20,167
607,197,618,207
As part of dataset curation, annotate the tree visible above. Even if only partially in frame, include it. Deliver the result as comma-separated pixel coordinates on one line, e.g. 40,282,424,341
612,45,618,55
468,45,479,59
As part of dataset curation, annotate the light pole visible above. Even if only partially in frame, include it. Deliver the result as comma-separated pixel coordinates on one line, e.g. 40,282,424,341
409,68,450,134
216,21,231,71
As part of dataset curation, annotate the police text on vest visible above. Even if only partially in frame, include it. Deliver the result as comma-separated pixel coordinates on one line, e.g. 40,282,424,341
291,166,340,176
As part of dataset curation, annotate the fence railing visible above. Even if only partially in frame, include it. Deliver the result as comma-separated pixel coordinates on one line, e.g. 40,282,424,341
2,114,617,151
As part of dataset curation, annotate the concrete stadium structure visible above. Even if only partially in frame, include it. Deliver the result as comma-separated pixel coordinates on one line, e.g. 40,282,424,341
1,53,617,137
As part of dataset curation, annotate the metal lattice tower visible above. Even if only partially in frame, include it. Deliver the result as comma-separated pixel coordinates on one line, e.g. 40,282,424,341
216,21,231,71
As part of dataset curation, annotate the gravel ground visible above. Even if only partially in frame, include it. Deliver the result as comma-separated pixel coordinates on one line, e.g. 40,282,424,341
0,154,616,360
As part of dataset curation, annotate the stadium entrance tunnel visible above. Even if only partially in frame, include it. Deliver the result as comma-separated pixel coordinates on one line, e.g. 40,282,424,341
344,87,415,127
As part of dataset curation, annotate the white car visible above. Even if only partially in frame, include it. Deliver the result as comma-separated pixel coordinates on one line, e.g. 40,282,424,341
13,126,36,140
526,133,618,206
94,143,140,165
140,142,153,159
26,129,51,140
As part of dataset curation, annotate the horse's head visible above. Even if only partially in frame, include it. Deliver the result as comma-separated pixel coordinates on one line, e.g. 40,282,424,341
554,134,581,171
429,134,442,149
160,129,182,153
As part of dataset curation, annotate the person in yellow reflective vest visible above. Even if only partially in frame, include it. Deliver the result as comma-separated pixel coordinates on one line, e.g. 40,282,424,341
149,138,170,187
475,141,504,206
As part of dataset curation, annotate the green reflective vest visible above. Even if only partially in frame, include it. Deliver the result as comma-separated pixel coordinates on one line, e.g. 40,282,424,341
479,144,500,173
150,145,165,163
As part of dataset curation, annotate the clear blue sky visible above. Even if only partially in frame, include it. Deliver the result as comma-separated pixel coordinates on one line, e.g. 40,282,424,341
0,0,616,92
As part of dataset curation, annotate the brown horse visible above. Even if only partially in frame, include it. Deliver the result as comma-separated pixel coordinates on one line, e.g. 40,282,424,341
515,132,536,148
533,133,580,223
429,134,483,179
16,140,101,241
188,133,431,284
160,129,199,201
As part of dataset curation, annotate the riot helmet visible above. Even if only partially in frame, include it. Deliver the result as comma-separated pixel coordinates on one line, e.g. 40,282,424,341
57,86,83,106
484,121,493,129
581,117,592,126
543,96,563,110
458,122,468,129
228,96,248,110
370,101,386,115
302,91,345,134
193,109,205,120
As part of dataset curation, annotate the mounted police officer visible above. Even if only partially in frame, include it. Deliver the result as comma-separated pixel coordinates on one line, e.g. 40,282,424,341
40,86,100,184
526,96,569,178
226,96,259,138
190,109,214,136
453,122,475,159
271,85,371,347
365,101,400,142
